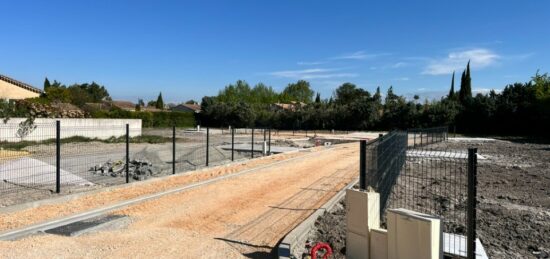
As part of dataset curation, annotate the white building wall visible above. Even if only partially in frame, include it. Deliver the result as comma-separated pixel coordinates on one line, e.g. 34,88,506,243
0,118,142,142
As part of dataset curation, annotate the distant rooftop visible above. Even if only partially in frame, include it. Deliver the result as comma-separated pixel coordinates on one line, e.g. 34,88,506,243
0,74,44,94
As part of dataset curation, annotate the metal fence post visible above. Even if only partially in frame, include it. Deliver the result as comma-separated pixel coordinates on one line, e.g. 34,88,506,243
359,140,367,190
251,128,255,158
206,127,209,166
172,125,176,174
231,127,235,161
467,148,478,259
268,128,271,155
125,124,129,183
56,120,61,193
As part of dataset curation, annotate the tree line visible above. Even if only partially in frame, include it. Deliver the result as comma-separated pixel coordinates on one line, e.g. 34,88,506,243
198,63,550,136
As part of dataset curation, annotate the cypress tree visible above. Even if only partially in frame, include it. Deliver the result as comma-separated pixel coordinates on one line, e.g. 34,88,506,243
448,71,455,99
465,60,472,96
156,92,164,110
44,77,51,91
459,61,472,102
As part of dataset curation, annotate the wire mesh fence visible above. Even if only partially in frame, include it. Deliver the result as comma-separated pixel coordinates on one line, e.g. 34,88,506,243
0,123,274,206
0,122,57,196
408,126,449,147
360,127,478,258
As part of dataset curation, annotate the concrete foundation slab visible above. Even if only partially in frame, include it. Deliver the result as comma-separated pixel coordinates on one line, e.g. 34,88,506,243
443,233,489,259
407,150,486,160
0,157,93,186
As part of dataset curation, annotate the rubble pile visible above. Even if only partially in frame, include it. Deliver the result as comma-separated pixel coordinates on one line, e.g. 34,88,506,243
16,100,89,118
90,159,157,180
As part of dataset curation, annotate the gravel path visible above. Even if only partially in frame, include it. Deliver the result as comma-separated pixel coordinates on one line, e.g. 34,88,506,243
0,143,359,258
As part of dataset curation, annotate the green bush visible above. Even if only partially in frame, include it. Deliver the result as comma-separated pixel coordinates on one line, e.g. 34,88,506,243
91,109,195,128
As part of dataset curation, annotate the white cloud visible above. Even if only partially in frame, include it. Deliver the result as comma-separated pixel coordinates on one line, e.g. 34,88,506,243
332,51,390,60
422,48,500,75
297,61,327,66
392,62,408,68
394,77,410,81
473,88,502,94
269,68,358,80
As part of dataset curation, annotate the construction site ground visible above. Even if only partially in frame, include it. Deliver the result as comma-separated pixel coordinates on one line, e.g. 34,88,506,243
0,142,359,258
300,138,550,259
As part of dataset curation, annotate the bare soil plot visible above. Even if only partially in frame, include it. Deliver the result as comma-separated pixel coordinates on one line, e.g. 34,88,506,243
0,143,359,258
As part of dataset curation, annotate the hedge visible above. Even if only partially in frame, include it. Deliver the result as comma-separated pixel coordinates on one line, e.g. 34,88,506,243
91,109,196,128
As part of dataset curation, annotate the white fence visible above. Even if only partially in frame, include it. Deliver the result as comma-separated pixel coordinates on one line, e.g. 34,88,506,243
0,118,142,142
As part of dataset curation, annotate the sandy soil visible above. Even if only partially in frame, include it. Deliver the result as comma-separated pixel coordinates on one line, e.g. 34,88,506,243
0,149,308,232
0,143,359,258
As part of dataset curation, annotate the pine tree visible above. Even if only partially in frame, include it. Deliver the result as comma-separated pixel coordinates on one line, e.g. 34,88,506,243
155,92,164,110
448,71,455,99
315,92,321,103
44,78,51,91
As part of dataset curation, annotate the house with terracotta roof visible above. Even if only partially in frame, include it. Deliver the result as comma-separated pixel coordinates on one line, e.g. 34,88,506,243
171,103,201,113
111,100,137,111
270,101,306,112
0,74,44,100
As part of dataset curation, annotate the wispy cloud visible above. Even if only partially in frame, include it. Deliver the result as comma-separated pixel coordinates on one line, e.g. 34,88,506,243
391,62,408,68
332,50,390,60
269,68,358,80
422,48,500,75
297,61,327,66
394,77,410,81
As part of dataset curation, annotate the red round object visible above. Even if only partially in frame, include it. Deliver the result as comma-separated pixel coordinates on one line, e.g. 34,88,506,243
310,242,333,259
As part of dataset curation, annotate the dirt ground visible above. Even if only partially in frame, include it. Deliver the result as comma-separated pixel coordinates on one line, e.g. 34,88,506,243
0,143,359,258
302,138,550,259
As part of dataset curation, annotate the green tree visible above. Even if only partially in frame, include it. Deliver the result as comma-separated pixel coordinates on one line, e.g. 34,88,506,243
281,80,314,103
315,93,321,103
459,61,472,102
448,71,455,99
44,78,51,91
334,83,369,104
155,92,164,109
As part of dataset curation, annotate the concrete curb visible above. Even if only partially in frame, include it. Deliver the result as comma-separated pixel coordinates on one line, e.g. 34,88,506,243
278,178,358,259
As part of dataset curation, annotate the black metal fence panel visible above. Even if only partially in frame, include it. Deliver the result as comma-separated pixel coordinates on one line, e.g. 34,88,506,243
360,127,477,258
0,123,273,207
408,126,449,147
0,122,57,198
364,131,408,212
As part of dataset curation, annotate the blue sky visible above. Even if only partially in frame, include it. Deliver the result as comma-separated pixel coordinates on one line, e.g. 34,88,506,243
1,1,548,103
